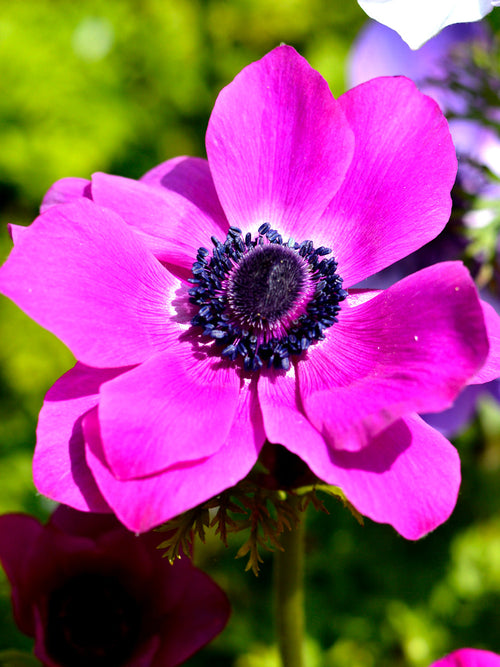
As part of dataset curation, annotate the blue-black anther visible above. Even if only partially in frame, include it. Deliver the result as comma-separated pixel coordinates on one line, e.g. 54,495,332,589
315,246,331,256
198,305,211,318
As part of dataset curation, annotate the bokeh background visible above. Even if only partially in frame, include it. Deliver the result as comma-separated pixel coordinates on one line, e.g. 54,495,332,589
1,1,500,665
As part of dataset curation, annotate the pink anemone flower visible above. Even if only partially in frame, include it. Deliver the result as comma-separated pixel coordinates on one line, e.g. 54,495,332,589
0,505,230,667
431,649,500,666
1,46,500,536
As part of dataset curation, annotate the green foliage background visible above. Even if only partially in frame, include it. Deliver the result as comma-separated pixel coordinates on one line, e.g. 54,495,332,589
1,1,500,665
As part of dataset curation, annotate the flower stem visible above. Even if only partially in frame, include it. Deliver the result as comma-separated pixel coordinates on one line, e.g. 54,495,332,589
274,515,305,667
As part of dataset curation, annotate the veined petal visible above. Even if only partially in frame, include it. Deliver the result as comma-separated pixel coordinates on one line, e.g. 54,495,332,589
34,363,121,513
97,350,242,480
206,45,354,241
357,0,495,50
320,76,456,287
140,155,228,227
85,380,264,532
7,224,28,245
258,367,330,469
40,177,91,213
0,199,184,368
91,172,228,271
324,415,461,539
257,372,459,538
299,263,488,451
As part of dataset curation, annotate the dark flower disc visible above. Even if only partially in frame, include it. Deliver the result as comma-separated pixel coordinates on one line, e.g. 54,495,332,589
45,572,142,667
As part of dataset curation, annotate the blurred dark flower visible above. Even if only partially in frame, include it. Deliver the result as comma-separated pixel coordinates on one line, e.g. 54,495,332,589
0,506,230,667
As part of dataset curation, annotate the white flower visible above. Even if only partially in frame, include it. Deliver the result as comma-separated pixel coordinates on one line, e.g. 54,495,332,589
357,0,499,49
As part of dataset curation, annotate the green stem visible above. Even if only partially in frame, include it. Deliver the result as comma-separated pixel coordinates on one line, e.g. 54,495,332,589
274,515,305,667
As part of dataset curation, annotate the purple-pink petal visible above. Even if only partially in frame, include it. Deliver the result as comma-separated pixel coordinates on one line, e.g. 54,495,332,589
34,363,121,513
140,155,228,228
257,371,459,538
206,45,355,242
7,223,30,245
431,649,500,666
97,350,241,479
85,379,264,532
299,262,488,451
90,172,228,272
320,76,457,287
258,367,330,469
327,415,461,539
0,199,183,368
40,176,91,213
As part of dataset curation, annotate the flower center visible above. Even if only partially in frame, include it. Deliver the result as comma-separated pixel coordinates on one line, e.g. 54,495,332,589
227,244,309,328
46,572,141,667
189,223,347,371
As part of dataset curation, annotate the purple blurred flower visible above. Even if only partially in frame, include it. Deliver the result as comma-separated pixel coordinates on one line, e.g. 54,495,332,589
357,0,498,49
349,21,500,198
0,506,230,667
422,379,500,437
1,46,499,538
432,648,500,666
349,22,500,438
